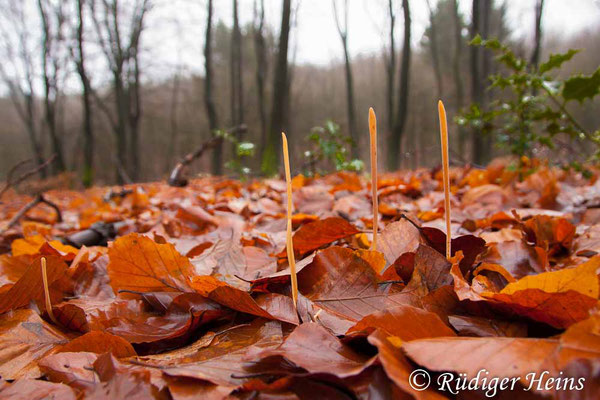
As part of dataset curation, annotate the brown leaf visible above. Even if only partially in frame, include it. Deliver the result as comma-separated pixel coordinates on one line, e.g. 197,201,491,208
346,304,455,341
0,379,77,400
87,352,164,399
283,217,359,258
404,314,600,392
191,275,275,320
375,219,421,268
367,330,446,400
159,319,283,387
298,246,396,322
448,315,528,337
39,351,99,391
107,233,196,293
0,256,68,314
59,331,137,357
0,309,68,379
482,256,600,328
253,322,373,378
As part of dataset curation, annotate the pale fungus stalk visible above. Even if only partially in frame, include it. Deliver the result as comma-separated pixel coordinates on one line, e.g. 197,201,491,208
41,257,58,324
438,100,452,260
282,132,298,308
369,107,378,251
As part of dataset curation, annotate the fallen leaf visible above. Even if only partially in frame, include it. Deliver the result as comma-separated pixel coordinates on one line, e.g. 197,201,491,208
253,322,373,378
58,331,137,357
0,309,68,379
107,233,196,293
0,379,76,400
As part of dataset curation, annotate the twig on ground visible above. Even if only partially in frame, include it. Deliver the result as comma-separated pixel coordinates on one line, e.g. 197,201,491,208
167,124,247,187
0,193,62,234
0,155,56,200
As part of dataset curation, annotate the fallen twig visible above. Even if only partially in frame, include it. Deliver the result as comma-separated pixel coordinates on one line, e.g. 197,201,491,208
0,193,62,234
0,155,56,200
167,125,247,187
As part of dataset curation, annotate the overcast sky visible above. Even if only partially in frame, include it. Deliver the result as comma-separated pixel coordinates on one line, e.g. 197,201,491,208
142,0,600,80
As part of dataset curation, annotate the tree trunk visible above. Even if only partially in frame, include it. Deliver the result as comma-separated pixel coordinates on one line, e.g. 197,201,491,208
230,0,244,139
166,69,181,173
204,0,221,175
530,0,545,69
253,0,268,154
388,0,411,171
470,0,484,164
75,0,94,187
426,0,443,100
333,0,358,158
452,0,466,156
38,0,66,174
385,0,395,138
261,0,291,175
128,47,142,181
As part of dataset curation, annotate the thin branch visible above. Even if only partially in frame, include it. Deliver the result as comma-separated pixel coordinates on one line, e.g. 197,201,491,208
0,155,56,200
0,193,62,234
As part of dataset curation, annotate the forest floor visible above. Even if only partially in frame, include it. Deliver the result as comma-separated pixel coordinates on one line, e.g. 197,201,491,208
0,157,599,399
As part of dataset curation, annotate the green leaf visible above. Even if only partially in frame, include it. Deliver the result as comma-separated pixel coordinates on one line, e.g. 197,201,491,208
539,49,579,74
562,68,600,103
469,34,482,46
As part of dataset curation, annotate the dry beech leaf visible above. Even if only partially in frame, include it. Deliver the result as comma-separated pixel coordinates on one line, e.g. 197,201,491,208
0,256,68,314
403,314,600,393
0,309,68,380
297,246,398,322
39,351,99,392
281,217,360,258
107,233,196,293
375,219,421,267
253,322,374,378
448,314,528,337
159,319,284,387
58,331,137,357
190,275,278,321
0,378,77,400
482,256,600,328
367,330,447,400
346,304,456,342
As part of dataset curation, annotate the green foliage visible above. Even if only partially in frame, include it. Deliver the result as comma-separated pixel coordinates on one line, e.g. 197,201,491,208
214,130,255,178
457,35,600,161
303,120,364,176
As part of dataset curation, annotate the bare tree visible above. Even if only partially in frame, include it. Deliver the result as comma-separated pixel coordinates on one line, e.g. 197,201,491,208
451,0,466,155
388,0,411,171
253,0,268,147
0,2,46,177
470,0,484,164
332,0,358,157
383,0,396,138
261,0,292,175
38,0,69,174
425,0,443,100
90,0,150,182
531,0,545,68
204,0,221,175
72,0,95,186
230,0,244,135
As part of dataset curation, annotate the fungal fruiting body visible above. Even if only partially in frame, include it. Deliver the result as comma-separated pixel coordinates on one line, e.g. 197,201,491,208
282,132,298,308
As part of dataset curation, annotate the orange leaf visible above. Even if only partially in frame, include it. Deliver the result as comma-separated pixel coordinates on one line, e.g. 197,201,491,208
59,331,136,358
107,233,196,293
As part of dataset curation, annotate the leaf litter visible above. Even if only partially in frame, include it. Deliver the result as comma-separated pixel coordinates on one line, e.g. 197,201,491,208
0,161,600,398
